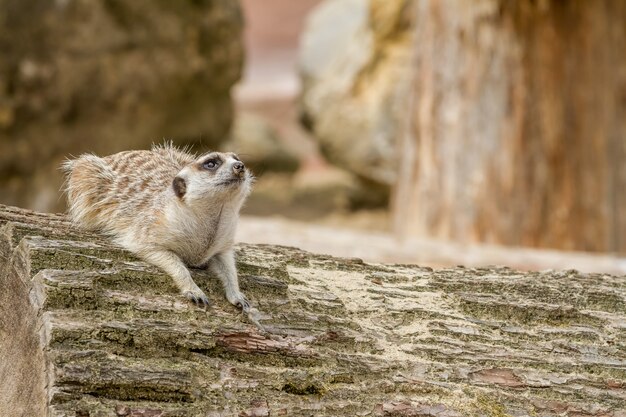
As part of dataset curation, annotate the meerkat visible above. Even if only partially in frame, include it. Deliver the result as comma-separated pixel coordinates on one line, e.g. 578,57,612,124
62,143,253,310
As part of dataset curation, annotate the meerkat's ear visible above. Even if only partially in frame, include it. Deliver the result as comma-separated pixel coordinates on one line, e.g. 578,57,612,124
173,176,186,199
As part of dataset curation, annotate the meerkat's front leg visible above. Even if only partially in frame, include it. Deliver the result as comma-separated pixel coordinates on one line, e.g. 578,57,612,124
140,249,210,306
209,250,250,311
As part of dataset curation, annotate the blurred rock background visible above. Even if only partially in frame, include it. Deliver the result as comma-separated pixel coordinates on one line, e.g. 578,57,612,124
1,0,625,271
300,0,413,188
0,0,243,211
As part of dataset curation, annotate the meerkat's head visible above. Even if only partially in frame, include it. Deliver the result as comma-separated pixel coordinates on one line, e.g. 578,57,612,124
173,151,253,206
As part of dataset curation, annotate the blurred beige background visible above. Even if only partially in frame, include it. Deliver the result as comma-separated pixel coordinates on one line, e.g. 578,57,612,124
1,0,624,273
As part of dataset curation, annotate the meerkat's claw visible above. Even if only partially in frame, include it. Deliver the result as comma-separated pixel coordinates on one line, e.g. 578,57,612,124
184,291,211,307
235,295,251,312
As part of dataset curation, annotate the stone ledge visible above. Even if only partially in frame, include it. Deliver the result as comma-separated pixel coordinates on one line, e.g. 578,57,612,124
1,205,625,416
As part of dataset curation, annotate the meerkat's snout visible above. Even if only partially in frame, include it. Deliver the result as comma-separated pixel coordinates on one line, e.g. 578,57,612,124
232,161,245,177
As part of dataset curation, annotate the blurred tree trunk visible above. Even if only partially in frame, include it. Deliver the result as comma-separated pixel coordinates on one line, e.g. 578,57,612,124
393,0,626,254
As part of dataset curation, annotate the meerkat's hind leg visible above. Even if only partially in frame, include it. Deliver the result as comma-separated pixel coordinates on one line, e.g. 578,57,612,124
209,250,250,312
140,249,211,306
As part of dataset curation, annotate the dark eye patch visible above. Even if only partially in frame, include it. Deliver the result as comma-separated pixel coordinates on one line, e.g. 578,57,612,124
201,157,221,170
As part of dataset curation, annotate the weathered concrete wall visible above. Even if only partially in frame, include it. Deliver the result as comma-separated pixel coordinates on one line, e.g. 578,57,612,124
392,0,626,255
1,204,625,416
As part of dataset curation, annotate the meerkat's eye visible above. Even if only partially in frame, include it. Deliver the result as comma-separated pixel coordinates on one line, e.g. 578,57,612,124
202,159,220,170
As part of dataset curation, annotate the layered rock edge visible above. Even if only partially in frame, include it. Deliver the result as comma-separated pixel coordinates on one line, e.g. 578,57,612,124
0,204,625,416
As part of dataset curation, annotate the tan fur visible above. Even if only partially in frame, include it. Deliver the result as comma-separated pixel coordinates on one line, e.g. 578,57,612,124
63,143,253,309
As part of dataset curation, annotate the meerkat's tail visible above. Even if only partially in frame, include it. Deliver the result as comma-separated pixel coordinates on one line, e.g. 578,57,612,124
62,154,116,231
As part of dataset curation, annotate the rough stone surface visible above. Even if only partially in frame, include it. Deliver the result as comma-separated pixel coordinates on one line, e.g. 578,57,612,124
0,0,243,212
298,0,414,187
1,203,626,416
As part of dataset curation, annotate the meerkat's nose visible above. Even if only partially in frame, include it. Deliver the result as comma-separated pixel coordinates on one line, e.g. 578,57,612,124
233,161,245,175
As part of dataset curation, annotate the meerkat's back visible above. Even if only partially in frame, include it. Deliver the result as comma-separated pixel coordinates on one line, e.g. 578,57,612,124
63,145,194,234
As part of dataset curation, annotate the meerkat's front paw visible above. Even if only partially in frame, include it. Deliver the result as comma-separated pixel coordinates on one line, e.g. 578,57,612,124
183,287,211,306
227,292,250,312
